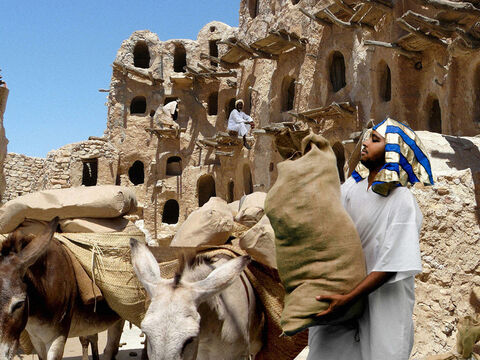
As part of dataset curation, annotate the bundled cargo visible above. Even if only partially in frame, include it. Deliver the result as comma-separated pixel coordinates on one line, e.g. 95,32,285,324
170,197,234,248
265,132,366,335
0,185,137,233
235,192,267,227
239,215,277,269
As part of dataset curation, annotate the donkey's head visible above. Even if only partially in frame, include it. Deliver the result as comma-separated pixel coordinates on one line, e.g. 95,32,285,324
130,239,250,360
0,218,58,359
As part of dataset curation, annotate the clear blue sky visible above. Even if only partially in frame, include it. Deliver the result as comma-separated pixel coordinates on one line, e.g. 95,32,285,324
1,1,239,158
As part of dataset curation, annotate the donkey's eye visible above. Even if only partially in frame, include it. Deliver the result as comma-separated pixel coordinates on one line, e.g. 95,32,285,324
11,300,25,313
181,337,195,355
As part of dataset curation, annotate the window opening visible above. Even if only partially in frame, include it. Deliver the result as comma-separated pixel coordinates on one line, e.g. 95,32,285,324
198,175,216,207
208,92,219,116
128,160,144,185
332,142,346,183
174,44,187,73
330,52,346,92
243,165,253,195
130,96,146,114
162,199,179,224
227,180,235,203
209,40,219,67
379,63,391,102
429,99,442,133
248,0,259,18
133,41,150,68
282,77,296,112
166,156,182,176
82,159,98,186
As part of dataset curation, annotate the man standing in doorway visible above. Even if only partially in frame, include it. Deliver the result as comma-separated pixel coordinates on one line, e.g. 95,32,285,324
307,118,434,360
227,99,255,149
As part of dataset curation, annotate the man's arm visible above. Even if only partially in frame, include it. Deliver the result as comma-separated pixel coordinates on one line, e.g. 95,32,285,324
315,271,395,319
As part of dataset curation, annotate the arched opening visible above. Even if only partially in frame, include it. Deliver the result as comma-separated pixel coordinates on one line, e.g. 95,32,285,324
248,0,259,18
428,98,442,133
225,98,236,119
209,40,219,67
162,199,179,224
379,62,391,102
227,180,235,203
292,0,300,4
82,159,98,186
208,92,218,116
243,164,253,195
198,175,216,207
166,156,182,176
128,160,144,185
330,51,346,92
244,82,253,115
332,142,346,183
173,44,187,73
282,77,296,112
130,96,146,114
133,41,150,69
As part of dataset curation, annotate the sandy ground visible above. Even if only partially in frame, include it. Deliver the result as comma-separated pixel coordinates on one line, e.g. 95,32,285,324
16,322,309,360
16,322,145,360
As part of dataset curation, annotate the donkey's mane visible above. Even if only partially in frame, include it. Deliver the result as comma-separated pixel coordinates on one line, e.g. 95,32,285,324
0,232,33,257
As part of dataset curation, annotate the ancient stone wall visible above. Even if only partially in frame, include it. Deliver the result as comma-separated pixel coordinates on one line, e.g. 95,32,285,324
3,153,45,203
0,83,9,200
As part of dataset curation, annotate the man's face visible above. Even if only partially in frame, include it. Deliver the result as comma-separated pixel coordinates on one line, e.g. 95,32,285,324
236,103,243,111
360,130,386,169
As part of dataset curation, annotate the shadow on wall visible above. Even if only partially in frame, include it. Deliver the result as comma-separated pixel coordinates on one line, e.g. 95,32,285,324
431,135,480,223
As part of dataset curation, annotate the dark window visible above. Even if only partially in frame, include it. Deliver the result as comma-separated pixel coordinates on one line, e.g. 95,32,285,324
330,52,346,92
128,160,144,185
248,0,259,18
198,175,216,207
292,0,300,4
208,92,218,116
227,180,235,203
82,159,98,186
133,41,150,68
166,156,182,176
162,199,179,224
282,77,296,112
243,164,253,195
332,142,346,183
209,40,219,67
429,99,442,133
380,63,391,102
130,96,146,114
226,98,236,119
174,44,187,73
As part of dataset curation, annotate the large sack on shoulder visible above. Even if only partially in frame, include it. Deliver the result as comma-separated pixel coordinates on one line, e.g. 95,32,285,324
235,192,267,227
0,186,137,233
265,132,366,335
170,197,234,248
239,215,277,269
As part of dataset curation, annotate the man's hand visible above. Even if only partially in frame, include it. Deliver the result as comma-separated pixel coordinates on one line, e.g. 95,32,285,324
315,293,352,320
249,121,255,129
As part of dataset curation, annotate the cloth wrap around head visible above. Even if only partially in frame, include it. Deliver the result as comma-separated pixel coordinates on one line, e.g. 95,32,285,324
352,118,434,196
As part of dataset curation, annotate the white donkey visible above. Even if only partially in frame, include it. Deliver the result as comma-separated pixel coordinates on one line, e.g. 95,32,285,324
129,239,264,360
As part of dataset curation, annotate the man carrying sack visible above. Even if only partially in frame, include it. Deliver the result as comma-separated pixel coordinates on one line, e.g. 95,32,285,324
308,118,434,359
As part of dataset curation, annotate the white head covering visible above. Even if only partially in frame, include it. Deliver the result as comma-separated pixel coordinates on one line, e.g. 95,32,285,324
162,101,178,116
235,99,244,107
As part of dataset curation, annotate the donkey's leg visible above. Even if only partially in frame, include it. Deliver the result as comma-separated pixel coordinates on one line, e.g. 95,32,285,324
88,334,100,360
79,336,90,360
45,335,67,360
103,319,125,360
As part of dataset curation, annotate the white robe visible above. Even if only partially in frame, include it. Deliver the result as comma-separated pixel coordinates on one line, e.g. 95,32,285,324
307,177,423,360
227,109,253,137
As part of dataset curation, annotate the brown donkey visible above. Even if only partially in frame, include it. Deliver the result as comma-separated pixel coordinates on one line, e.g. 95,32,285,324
0,218,123,360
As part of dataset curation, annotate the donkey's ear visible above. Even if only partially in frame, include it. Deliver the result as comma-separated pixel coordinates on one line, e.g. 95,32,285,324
19,217,59,272
130,238,164,297
192,255,251,304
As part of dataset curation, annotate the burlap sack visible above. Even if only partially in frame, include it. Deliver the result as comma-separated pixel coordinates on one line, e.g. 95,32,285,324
228,200,240,217
170,197,234,248
235,192,267,227
239,215,277,269
59,217,133,233
0,186,137,233
265,132,366,335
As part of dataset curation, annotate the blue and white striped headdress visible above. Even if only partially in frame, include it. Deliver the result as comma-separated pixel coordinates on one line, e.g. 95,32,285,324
352,118,434,196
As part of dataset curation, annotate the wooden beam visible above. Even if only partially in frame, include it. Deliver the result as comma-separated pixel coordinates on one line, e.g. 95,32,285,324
200,53,222,64
365,0,393,12
322,8,354,28
411,0,480,15
396,18,448,47
269,30,307,50
332,0,355,15
197,62,213,73
299,7,331,27
363,39,420,58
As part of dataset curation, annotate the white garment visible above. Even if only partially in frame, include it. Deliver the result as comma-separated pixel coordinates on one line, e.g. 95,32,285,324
307,177,423,360
155,101,179,129
227,109,253,137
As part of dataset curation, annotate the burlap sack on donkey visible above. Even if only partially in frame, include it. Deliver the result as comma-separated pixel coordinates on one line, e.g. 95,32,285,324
265,132,366,335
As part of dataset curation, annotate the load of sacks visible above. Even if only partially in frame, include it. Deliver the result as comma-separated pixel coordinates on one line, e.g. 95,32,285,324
171,191,277,269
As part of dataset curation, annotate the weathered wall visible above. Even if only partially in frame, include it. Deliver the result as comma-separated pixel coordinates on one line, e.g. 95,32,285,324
3,153,45,202
0,85,9,200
